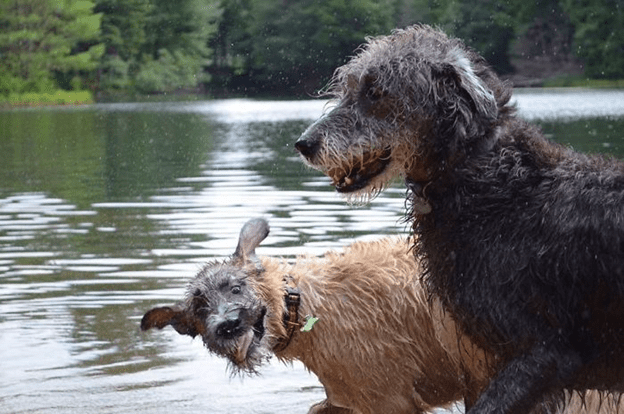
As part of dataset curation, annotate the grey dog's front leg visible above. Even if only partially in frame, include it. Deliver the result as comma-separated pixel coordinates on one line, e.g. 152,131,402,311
467,344,581,414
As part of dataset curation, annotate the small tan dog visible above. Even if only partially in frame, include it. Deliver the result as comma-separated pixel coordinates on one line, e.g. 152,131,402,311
142,218,618,414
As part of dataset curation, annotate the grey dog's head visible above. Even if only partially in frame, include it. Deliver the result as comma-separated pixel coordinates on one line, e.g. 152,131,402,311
141,218,272,373
295,24,511,199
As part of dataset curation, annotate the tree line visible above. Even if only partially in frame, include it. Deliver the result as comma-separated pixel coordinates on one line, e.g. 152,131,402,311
1,0,622,103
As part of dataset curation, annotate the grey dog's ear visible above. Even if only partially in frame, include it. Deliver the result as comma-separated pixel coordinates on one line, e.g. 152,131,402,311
435,52,497,121
233,218,270,261
426,55,498,156
141,305,202,337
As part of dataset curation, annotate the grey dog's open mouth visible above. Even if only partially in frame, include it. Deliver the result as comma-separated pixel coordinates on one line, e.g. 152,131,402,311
231,307,267,366
328,148,392,193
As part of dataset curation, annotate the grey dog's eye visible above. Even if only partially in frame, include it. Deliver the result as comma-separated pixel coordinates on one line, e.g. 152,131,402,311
231,285,241,294
366,86,383,102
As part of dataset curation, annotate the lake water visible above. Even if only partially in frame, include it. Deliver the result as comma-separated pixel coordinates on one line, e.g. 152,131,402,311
1,89,624,414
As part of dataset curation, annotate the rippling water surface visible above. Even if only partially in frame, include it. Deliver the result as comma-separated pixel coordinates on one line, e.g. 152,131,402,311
1,89,624,413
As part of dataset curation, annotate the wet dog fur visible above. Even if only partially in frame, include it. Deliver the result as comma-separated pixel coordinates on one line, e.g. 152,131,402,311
142,218,491,413
142,218,622,414
295,24,624,414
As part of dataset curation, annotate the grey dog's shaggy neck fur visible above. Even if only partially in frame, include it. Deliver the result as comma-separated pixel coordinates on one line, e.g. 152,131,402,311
415,113,624,414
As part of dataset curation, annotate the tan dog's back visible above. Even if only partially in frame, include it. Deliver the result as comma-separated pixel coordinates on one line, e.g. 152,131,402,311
263,237,490,413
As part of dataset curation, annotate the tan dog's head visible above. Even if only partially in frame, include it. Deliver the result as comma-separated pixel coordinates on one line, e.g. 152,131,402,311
141,218,273,373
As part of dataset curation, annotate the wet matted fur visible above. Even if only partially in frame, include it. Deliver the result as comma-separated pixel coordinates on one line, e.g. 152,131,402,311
295,24,624,414
142,218,490,414
142,219,621,414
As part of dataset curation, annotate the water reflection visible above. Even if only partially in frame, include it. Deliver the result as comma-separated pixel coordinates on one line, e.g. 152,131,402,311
513,88,624,121
1,90,624,413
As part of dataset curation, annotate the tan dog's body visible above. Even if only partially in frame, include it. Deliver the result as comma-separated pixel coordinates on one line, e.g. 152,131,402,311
261,236,489,413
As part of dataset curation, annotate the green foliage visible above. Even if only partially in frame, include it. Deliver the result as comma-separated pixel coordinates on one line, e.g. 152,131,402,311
96,0,151,61
1,0,622,102
94,0,150,91
433,0,515,74
138,0,219,93
212,0,395,95
391,0,431,27
0,89,94,107
135,49,204,93
98,54,131,90
0,0,103,98
143,0,218,58
96,0,221,94
210,0,254,80
562,0,624,79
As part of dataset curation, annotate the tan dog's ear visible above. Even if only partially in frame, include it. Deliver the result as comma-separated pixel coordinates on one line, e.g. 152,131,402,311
141,306,203,337
233,218,270,261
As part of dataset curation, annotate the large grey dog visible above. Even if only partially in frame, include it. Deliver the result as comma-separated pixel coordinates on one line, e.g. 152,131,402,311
295,24,624,414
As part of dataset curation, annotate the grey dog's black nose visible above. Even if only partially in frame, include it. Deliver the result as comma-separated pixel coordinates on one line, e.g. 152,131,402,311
295,138,319,159
216,318,241,338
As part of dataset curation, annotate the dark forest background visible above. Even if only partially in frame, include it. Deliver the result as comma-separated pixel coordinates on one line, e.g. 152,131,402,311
1,0,622,103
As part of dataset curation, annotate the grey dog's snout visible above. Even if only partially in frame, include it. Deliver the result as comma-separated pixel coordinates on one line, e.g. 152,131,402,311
295,137,319,159
296,115,328,159
216,318,241,339
210,303,243,339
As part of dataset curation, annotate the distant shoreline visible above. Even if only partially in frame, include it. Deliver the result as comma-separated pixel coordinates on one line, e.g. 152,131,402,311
3,81,624,109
